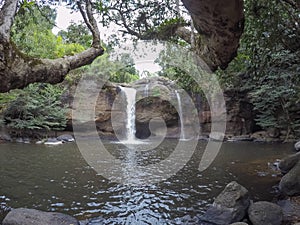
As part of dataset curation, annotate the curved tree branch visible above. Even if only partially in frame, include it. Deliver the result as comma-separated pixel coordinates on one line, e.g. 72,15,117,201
101,0,244,71
77,0,101,47
0,0,104,93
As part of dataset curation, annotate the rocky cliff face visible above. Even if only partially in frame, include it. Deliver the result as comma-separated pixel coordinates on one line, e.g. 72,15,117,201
65,77,255,139
199,89,255,137
181,0,244,70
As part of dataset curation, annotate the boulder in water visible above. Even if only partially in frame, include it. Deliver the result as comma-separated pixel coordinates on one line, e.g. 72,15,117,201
279,160,300,196
279,152,300,174
200,181,250,224
248,201,283,225
2,208,79,225
57,134,75,142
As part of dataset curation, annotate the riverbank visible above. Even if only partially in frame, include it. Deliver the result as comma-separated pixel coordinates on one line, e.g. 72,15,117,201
1,129,299,145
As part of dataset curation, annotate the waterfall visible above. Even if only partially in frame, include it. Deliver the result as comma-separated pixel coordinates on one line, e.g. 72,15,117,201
175,90,186,140
120,87,137,142
144,84,149,97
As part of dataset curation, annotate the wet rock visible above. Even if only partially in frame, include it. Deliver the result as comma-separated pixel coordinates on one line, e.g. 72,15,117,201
35,140,45,144
278,196,300,224
279,160,300,196
2,208,79,225
227,135,254,142
0,134,12,142
15,137,30,144
44,138,63,145
295,141,300,151
201,181,250,225
57,134,75,142
248,201,283,225
278,152,300,174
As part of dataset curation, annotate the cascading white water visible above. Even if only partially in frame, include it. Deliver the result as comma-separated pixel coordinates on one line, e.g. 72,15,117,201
120,87,137,142
175,90,186,140
144,84,149,97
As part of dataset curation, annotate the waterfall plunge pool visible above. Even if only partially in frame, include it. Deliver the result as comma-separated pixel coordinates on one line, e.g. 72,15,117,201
0,140,294,224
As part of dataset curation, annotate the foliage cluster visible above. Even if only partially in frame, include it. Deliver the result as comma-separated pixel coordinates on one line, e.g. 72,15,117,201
218,0,300,139
3,83,67,134
88,52,139,83
155,0,300,139
11,4,85,59
0,2,140,134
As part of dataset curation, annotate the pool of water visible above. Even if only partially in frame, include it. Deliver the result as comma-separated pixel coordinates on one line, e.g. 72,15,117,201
0,139,294,224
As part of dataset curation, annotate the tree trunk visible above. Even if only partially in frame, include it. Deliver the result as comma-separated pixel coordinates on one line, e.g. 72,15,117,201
0,0,104,93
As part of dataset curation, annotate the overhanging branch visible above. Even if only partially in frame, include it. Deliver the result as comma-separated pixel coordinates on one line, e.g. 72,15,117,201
0,0,104,93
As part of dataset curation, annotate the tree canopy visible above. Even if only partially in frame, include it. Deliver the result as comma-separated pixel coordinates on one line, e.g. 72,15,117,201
0,0,244,93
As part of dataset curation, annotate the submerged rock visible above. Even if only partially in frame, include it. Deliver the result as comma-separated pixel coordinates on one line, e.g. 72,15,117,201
200,181,250,225
248,201,283,225
2,208,79,225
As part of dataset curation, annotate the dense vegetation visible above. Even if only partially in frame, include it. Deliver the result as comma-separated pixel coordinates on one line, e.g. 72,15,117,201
157,0,300,139
0,3,138,136
0,0,299,140
4,84,67,137
229,0,299,139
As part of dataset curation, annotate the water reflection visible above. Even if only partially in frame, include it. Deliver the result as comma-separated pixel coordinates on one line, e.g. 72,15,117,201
0,140,294,224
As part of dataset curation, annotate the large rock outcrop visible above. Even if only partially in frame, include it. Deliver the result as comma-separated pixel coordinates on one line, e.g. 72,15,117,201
181,0,244,70
133,77,199,138
200,181,250,224
199,88,255,137
64,77,255,139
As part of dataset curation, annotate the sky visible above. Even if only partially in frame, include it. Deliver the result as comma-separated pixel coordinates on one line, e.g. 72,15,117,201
52,6,161,75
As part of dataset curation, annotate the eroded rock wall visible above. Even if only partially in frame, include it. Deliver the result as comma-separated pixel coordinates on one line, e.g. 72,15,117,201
64,77,255,139
181,0,245,70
